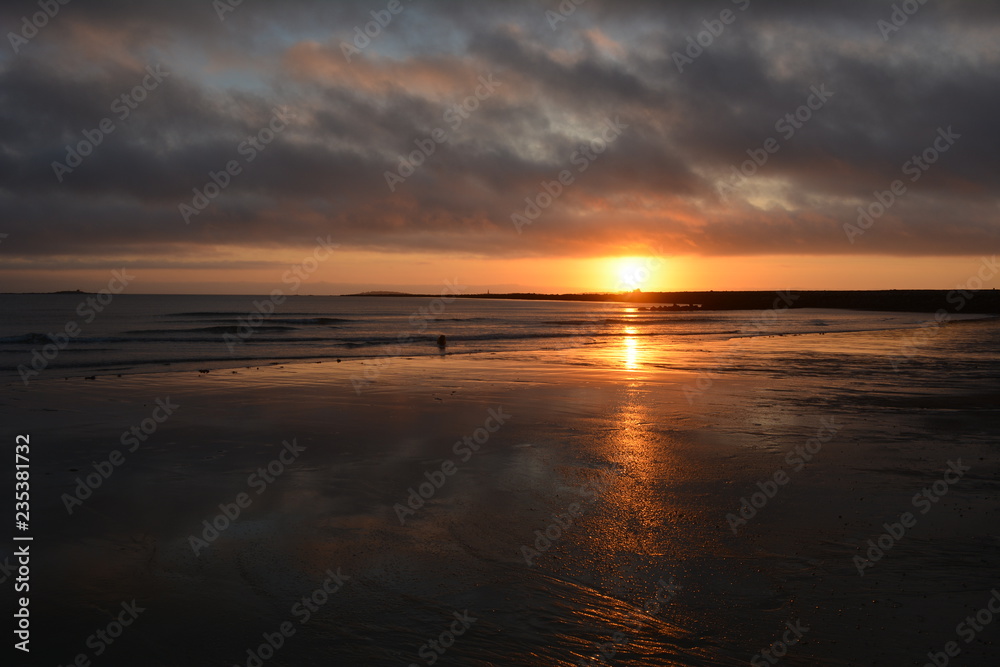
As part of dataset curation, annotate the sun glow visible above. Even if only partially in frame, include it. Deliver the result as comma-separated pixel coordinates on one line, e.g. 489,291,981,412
607,256,665,292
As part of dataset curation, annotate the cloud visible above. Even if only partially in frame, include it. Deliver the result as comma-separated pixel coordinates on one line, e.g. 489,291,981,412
0,0,998,269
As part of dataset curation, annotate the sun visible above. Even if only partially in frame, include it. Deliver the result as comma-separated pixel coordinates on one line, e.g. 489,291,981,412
611,256,662,292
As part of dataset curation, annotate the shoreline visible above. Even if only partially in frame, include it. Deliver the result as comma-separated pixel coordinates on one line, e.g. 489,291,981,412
5,309,997,384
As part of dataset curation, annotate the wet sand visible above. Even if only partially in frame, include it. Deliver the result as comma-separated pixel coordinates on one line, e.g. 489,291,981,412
5,320,1000,665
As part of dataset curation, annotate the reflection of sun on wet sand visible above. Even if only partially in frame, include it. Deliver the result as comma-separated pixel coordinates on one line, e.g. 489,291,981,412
12,318,1000,665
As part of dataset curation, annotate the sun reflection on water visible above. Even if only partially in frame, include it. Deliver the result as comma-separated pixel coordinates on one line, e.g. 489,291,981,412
623,326,640,370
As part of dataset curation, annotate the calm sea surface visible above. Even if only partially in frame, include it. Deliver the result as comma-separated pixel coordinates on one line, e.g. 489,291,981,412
2,294,992,379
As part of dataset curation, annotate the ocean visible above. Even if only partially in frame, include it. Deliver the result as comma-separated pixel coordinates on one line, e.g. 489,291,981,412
2,293,992,380
5,294,1000,665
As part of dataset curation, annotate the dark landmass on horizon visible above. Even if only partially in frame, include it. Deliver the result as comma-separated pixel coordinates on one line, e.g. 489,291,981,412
4,290,996,315
0,289,95,295
347,290,1000,315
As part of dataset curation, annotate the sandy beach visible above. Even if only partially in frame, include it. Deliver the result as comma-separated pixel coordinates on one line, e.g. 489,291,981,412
5,317,999,666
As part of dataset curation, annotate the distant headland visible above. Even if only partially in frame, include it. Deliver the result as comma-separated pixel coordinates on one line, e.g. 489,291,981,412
345,290,1000,315
0,289,95,295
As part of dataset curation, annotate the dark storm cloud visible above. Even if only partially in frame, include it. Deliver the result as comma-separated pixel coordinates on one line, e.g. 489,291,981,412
0,0,998,264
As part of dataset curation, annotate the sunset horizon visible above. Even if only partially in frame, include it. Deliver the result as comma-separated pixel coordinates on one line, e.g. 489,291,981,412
3,2,999,666
2,1,997,296
5,252,998,296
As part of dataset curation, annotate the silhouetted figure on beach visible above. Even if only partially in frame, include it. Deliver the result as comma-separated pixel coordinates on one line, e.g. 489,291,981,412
437,335,447,348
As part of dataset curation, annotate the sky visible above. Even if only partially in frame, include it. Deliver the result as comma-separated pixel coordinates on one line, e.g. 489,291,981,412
0,0,998,294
